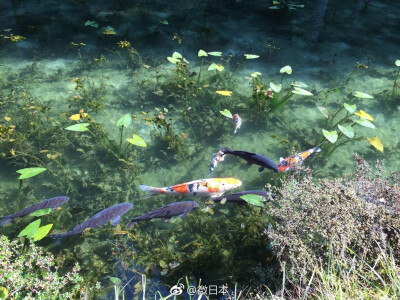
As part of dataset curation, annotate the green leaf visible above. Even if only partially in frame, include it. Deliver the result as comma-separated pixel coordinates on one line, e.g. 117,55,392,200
18,219,41,238
110,277,122,285
353,91,373,99
344,103,356,114
396,60,400,67
322,129,338,144
159,20,168,25
355,119,375,129
317,106,329,118
116,114,132,127
338,124,354,138
172,52,182,59
219,109,233,119
207,51,222,56
29,208,53,217
239,194,265,207
85,20,98,28
270,82,282,93
244,54,260,59
33,224,53,241
167,57,180,64
65,123,90,132
291,81,308,88
126,134,147,147
251,72,261,78
208,63,224,72
292,87,313,96
280,65,292,74
0,286,9,299
16,167,47,179
198,50,208,57
159,260,168,269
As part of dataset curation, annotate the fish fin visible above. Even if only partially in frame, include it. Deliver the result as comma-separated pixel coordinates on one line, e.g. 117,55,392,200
126,221,138,229
111,216,121,226
0,217,12,226
258,167,264,172
139,185,161,199
211,192,225,198
179,213,187,218
314,147,322,153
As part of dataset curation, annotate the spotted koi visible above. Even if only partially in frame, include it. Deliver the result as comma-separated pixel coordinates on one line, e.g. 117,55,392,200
232,114,242,134
277,146,321,172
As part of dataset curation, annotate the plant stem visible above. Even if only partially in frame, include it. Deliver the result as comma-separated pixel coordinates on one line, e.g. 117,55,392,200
119,125,124,157
17,179,23,209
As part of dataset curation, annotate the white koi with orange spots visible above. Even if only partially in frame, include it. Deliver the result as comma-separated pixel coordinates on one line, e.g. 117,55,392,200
139,178,242,198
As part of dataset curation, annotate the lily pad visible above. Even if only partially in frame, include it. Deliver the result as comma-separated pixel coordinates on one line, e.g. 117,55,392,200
33,224,53,241
367,136,383,153
344,103,356,114
244,54,260,59
270,82,282,93
16,167,47,179
116,114,132,127
353,91,373,99
292,87,313,96
240,194,264,207
220,109,233,119
18,219,41,238
322,129,338,144
127,134,147,147
198,50,208,57
65,123,90,132
29,208,53,217
338,124,354,138
280,65,292,74
355,119,375,129
207,51,222,56
317,106,329,118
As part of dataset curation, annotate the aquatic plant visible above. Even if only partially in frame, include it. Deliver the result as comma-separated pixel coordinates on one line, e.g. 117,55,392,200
392,59,400,97
116,40,144,70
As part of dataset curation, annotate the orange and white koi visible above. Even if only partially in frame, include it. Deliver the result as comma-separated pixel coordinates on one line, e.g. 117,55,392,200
208,150,225,176
139,178,242,198
277,146,321,172
232,114,242,134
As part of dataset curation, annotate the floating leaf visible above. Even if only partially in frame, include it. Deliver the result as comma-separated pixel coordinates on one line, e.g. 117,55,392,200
367,136,383,153
240,194,264,207
292,87,313,96
251,72,261,78
159,20,168,25
116,114,132,127
344,103,356,114
16,167,47,179
219,109,233,119
207,51,222,56
317,106,329,118
280,65,292,74
395,60,400,67
65,123,90,132
270,82,282,93
198,50,208,57
355,119,375,129
110,277,123,285
338,124,354,138
18,219,41,238
353,91,373,99
244,54,260,59
126,134,147,147
291,81,308,88
85,20,98,28
29,208,53,217
322,129,338,144
215,90,232,96
354,110,374,121
33,224,53,241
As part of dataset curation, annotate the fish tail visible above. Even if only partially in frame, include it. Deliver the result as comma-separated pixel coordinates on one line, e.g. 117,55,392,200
220,147,232,154
314,147,322,153
0,217,12,226
139,185,161,198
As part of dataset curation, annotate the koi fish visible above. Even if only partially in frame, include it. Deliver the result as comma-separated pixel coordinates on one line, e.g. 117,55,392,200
232,114,242,134
126,201,199,228
0,196,69,226
212,190,274,205
277,146,321,172
220,147,278,172
139,178,242,198
51,203,133,238
208,150,225,176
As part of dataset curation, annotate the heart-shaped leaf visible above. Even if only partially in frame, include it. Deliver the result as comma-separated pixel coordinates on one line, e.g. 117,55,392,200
344,103,356,114
85,20,98,28
110,277,123,285
270,82,282,93
354,110,374,121
353,91,373,99
219,109,233,119
240,194,265,207
116,114,132,127
65,123,90,132
291,81,308,88
172,52,182,59
280,65,292,74
318,106,329,118
198,50,208,57
251,72,261,78
207,51,222,56
33,224,53,241
18,219,41,238
215,90,232,96
16,167,47,179
367,136,383,153
322,129,338,144
29,208,53,217
244,54,260,59
292,87,313,96
127,134,147,147
167,57,180,64
355,119,375,129
338,124,354,138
